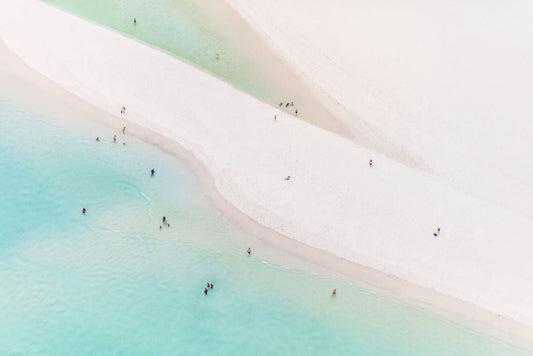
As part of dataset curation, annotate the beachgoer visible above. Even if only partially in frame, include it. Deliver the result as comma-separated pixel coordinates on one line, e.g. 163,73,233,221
207,283,210,288
163,216,166,223
279,102,283,107
433,233,438,237
216,53,219,60
210,283,213,289
134,18,136,25
290,102,294,106
113,135,116,143
82,208,86,214
123,142,126,146
438,227,441,235
204,288,208,295
295,109,298,116
123,126,126,134
151,168,155,176
160,226,162,230
274,115,277,121
285,103,289,108
121,106,126,114
96,137,100,142
247,248,251,256
332,289,336,296
369,159,373,167
285,176,291,180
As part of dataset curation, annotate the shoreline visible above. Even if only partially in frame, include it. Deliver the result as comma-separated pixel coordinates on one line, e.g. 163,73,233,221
1,0,532,347
2,38,533,350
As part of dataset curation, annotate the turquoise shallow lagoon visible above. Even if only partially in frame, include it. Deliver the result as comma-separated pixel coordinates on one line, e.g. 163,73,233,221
0,94,532,355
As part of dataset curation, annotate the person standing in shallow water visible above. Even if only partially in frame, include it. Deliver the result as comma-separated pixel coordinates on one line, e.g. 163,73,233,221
151,168,155,176
134,18,136,25
247,248,251,256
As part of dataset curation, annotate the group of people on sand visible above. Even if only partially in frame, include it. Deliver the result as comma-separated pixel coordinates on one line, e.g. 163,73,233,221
278,101,299,116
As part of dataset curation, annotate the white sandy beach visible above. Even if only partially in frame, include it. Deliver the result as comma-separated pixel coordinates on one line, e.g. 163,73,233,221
0,0,532,339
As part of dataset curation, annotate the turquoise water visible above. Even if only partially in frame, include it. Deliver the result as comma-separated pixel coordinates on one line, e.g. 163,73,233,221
41,0,348,135
0,1,530,354
0,97,532,354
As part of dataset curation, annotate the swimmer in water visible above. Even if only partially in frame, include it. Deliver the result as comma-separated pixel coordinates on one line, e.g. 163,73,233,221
82,208,86,214
332,289,336,296
247,248,251,256
151,168,155,176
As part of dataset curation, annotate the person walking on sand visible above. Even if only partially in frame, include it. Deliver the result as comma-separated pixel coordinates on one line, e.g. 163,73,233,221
113,135,116,143
369,159,373,168
82,208,86,214
134,18,136,25
438,227,441,235
332,289,336,296
247,248,251,256
295,109,298,116
123,126,126,134
274,115,277,121
216,53,219,60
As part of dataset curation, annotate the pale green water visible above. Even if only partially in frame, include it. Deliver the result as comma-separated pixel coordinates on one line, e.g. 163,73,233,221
41,0,349,135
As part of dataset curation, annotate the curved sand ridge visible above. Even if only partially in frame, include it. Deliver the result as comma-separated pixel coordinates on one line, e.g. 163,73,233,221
225,0,533,218
1,0,532,332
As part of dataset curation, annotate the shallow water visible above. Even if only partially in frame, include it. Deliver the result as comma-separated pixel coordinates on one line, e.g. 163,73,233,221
0,1,530,354
0,92,532,355
41,0,349,136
